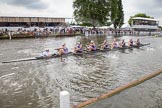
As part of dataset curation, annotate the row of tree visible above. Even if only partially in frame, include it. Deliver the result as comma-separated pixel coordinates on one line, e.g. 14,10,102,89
73,0,124,29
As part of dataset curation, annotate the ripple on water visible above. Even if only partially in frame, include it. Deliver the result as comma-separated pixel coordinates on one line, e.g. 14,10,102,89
159,45,162,49
145,47,155,51
17,49,34,55
107,53,119,59
1,36,162,108
11,67,19,70
0,73,15,79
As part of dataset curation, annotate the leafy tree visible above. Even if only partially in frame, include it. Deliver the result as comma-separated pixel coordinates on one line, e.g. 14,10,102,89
79,22,93,26
128,13,152,25
73,0,110,28
110,0,118,22
110,0,124,29
116,0,124,28
159,26,162,31
73,0,124,29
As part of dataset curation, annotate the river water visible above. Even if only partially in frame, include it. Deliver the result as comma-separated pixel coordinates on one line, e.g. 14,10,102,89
0,36,162,108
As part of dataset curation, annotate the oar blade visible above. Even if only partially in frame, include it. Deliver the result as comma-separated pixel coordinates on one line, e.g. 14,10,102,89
2,57,37,63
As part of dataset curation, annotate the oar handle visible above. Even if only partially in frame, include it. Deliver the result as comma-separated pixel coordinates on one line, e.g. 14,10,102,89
54,48,63,50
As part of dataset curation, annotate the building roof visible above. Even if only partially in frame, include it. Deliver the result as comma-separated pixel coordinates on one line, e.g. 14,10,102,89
0,16,65,23
132,17,159,21
0,16,66,19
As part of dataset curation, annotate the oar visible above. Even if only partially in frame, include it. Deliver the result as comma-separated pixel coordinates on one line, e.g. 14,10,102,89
54,48,63,50
134,43,150,48
60,54,64,62
138,43,151,50
142,43,150,46
2,57,38,63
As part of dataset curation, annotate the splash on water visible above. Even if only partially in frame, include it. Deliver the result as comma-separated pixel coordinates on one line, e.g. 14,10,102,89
11,67,19,70
159,46,162,49
146,47,155,51
0,73,15,79
18,49,33,54
107,53,119,60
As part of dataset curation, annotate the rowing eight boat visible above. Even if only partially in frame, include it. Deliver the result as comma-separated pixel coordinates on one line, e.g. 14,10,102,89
2,43,150,63
36,43,150,59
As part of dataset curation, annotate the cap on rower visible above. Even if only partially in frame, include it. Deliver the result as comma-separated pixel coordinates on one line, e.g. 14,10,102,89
90,40,94,43
77,41,81,44
62,43,66,46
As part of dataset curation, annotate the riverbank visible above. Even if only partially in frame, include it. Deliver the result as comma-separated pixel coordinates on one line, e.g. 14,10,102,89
1,33,162,40
0,33,83,39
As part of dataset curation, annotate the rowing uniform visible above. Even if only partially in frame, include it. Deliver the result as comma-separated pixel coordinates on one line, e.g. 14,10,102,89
136,40,140,46
42,51,50,56
136,42,140,46
91,45,97,51
113,42,118,48
76,44,83,52
104,44,109,49
121,41,126,47
63,47,68,54
87,40,96,51
129,40,133,46
103,41,109,49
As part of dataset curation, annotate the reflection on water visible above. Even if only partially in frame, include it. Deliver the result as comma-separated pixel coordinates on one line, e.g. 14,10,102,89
0,36,162,108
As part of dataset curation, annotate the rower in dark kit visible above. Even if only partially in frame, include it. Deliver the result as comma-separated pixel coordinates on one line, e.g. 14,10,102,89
119,39,126,48
136,38,140,46
74,42,83,53
100,40,109,50
87,40,97,51
128,39,133,47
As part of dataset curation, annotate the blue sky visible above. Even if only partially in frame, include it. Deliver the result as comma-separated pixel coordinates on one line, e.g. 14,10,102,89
0,0,161,25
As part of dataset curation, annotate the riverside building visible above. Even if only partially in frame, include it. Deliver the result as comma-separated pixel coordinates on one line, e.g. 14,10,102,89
131,17,160,32
0,16,66,31
130,17,161,36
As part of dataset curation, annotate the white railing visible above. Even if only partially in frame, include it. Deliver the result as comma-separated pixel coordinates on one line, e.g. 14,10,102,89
131,25,158,29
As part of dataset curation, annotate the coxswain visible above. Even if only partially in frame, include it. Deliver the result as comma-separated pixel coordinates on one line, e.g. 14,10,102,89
100,40,109,50
128,39,133,47
136,38,140,46
87,40,97,51
74,42,83,53
119,39,126,48
42,49,50,57
111,39,118,49
57,43,68,55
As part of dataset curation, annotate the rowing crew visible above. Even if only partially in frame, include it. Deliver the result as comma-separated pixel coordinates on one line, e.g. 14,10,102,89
86,38,140,50
112,38,140,48
42,43,69,57
42,38,140,56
